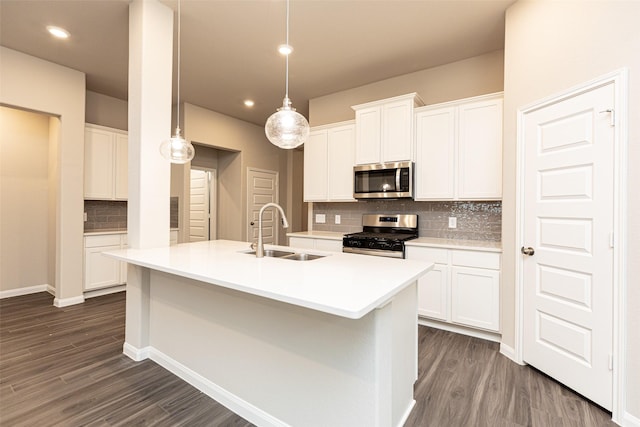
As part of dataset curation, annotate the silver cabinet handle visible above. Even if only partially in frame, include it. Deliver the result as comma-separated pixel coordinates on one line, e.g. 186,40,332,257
521,246,535,256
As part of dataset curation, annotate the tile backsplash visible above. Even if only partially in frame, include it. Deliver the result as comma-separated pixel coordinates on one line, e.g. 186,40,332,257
312,200,501,242
84,197,179,231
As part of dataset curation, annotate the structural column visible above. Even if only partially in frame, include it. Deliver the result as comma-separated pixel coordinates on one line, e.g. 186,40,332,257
125,0,173,353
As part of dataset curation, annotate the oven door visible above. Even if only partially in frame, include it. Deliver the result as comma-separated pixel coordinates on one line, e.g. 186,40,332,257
353,161,413,199
342,247,405,259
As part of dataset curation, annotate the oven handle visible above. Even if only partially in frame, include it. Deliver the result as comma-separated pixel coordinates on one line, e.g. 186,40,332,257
343,247,404,259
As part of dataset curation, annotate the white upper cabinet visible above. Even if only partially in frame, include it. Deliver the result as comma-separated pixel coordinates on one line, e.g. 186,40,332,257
84,124,128,200
352,93,424,165
415,93,503,200
303,121,355,202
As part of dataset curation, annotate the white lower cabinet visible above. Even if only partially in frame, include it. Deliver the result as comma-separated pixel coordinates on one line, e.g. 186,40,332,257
406,245,500,333
84,234,127,291
288,236,342,252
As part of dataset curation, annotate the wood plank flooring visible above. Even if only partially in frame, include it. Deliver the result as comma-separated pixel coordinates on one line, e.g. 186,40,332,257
0,292,615,426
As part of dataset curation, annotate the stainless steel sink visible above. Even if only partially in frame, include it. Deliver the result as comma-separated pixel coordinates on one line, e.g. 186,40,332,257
281,253,326,261
244,249,295,258
242,249,325,261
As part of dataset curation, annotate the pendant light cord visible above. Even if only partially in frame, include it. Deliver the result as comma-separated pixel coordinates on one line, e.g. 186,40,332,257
176,0,182,132
284,0,289,100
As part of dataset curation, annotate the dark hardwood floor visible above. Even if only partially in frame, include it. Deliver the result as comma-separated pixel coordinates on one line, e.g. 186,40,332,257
1,292,615,426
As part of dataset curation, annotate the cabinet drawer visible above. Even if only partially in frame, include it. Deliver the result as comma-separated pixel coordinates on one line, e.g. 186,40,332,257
315,239,342,253
406,246,448,264
85,234,122,248
451,250,500,269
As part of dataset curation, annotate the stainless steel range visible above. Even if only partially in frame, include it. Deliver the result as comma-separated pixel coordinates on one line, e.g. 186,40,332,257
342,214,418,259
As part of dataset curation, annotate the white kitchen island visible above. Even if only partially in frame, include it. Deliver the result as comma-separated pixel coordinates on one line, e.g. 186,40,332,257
105,240,433,427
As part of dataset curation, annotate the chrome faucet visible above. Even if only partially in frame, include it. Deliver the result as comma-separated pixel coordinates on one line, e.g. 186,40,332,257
255,203,289,258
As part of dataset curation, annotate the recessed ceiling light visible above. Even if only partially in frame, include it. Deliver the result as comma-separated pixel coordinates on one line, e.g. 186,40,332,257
47,26,70,39
244,100,255,107
277,44,293,55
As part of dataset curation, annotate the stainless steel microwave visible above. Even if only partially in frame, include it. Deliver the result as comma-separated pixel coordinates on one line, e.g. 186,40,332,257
353,161,413,199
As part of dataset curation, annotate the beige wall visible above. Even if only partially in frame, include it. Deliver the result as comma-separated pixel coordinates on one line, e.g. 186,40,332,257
503,1,640,420
0,107,51,292
182,103,297,244
309,50,504,126
0,47,86,304
85,91,128,131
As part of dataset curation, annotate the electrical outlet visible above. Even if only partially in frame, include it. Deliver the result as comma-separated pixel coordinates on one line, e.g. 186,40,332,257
84,212,88,222
335,215,341,224
315,214,326,224
448,217,457,228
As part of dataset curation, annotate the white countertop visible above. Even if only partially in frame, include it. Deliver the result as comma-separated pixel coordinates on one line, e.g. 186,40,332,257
104,239,432,319
406,237,502,252
85,228,179,236
286,231,344,240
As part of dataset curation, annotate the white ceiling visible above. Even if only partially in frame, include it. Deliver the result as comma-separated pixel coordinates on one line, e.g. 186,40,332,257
0,0,514,126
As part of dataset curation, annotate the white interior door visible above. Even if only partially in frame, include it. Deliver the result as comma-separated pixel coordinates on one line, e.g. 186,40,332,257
189,169,216,242
247,168,279,245
521,82,615,410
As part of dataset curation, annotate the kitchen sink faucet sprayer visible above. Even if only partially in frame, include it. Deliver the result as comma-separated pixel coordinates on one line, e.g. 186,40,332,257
255,203,289,258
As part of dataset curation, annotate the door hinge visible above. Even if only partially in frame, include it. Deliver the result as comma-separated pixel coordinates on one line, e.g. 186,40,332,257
608,353,614,371
599,109,615,127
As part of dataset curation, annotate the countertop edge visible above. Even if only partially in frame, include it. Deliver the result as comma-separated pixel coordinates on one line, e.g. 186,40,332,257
286,231,345,241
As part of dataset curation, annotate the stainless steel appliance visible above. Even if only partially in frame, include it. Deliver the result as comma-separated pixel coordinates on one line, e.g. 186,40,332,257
342,214,418,258
353,161,413,199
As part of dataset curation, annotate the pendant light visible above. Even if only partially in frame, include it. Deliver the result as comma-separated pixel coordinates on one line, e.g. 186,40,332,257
264,0,309,149
160,0,195,164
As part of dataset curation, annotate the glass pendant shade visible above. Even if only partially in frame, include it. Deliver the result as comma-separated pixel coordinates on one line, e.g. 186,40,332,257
160,127,195,164
265,97,310,149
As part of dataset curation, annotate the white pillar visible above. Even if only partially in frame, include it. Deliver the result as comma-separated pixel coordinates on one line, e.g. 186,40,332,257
124,0,173,355
128,0,172,250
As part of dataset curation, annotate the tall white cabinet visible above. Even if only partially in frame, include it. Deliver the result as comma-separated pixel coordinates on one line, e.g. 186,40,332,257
84,124,128,200
352,93,424,165
415,93,503,200
303,121,355,202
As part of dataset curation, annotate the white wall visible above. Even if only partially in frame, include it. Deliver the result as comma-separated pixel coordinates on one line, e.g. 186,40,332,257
0,47,86,304
503,1,640,421
85,91,128,131
0,107,51,292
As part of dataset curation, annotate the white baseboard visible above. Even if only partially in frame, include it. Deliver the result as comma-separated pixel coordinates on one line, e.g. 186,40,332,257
123,345,288,427
621,410,640,427
396,399,416,427
47,284,55,295
418,318,501,343
499,342,524,365
53,295,85,307
122,342,150,362
84,285,126,299
0,284,49,299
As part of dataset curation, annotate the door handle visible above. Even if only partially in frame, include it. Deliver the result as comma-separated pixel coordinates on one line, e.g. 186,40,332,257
521,246,535,256
250,221,255,226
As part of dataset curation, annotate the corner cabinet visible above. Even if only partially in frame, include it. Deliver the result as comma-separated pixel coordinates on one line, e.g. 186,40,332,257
84,124,128,200
352,93,424,165
406,245,501,334
304,121,355,202
84,233,128,291
414,93,503,200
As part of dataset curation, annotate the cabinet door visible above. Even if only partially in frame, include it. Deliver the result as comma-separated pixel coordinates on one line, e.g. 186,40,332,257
451,266,500,331
382,98,414,162
84,127,115,199
314,239,342,253
354,106,381,165
288,236,315,250
414,107,456,200
327,124,355,201
417,263,449,321
457,98,503,199
84,245,123,290
114,133,128,200
303,131,328,201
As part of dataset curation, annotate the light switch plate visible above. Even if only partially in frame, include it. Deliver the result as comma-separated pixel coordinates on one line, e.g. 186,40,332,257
316,214,326,224
335,215,341,224
448,217,457,228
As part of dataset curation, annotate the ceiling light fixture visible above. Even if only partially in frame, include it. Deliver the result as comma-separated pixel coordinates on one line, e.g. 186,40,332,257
264,0,309,149
244,100,255,107
160,0,195,164
47,26,70,39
